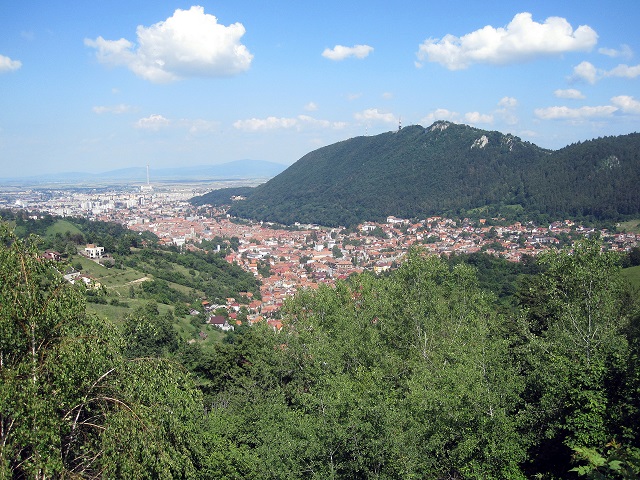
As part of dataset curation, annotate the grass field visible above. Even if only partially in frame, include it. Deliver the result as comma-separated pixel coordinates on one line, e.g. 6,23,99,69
622,265,640,289
46,219,84,237
618,219,640,233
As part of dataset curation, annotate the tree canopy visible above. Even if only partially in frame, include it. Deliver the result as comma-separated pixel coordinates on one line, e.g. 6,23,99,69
2,221,639,478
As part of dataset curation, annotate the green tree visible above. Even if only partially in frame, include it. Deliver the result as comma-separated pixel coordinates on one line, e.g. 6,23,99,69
122,302,180,358
0,224,207,478
275,251,527,478
518,239,631,476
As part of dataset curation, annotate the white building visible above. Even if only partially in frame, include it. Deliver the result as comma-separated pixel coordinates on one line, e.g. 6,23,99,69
84,244,104,259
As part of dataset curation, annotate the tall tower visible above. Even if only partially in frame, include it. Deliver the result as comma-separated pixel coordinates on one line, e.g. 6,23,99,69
141,165,153,192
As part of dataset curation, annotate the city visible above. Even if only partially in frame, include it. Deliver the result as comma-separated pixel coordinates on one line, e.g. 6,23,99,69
3,183,639,318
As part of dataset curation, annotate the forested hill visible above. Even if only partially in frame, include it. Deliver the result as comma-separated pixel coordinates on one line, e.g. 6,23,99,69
200,121,640,227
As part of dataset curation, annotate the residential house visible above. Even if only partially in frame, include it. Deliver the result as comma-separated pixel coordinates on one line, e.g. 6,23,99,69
84,244,104,259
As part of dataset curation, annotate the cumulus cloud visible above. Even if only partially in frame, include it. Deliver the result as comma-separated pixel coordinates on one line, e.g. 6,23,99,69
416,12,597,70
607,63,640,79
554,88,585,99
611,95,640,114
571,60,640,84
322,44,374,61
0,54,22,73
233,117,298,131
571,61,598,84
304,102,318,112
598,44,633,59
496,97,518,124
85,6,252,83
421,108,460,124
354,108,396,123
233,115,346,132
93,104,133,114
135,114,171,130
465,112,494,124
498,96,518,108
297,115,347,129
534,105,617,120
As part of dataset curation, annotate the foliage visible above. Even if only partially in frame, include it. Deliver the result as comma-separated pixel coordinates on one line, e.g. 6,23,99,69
0,209,156,255
122,302,180,358
571,441,640,479
190,186,255,207
2,219,639,478
123,247,259,303
516,239,635,476
0,224,206,478
190,251,528,478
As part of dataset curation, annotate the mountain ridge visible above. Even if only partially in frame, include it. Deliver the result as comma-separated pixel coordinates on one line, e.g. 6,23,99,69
0,159,287,185
194,122,640,227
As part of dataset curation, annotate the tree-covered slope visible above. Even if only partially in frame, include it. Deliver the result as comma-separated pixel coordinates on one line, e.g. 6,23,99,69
190,186,255,207
218,122,640,226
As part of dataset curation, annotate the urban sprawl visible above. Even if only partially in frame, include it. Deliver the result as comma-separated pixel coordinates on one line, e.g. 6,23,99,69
4,184,639,320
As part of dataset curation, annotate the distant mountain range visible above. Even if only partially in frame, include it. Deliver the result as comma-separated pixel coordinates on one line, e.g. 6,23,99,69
0,160,287,185
192,121,640,227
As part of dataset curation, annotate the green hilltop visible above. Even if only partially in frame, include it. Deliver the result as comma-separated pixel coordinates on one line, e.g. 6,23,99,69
192,121,640,226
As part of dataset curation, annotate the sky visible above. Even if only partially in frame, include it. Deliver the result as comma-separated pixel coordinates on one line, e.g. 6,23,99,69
1,1,640,177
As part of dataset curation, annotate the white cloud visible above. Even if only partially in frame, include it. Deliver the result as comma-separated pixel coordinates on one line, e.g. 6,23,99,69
571,61,598,84
233,117,294,131
304,102,318,112
496,97,518,125
85,6,252,83
354,108,396,123
297,115,347,129
382,92,394,100
233,115,346,132
554,88,585,99
416,12,597,70
93,104,133,114
421,109,460,124
611,95,640,114
519,129,538,138
322,44,373,61
346,93,362,101
135,114,171,130
534,105,617,120
498,96,518,108
598,44,633,59
571,61,640,84
0,54,22,73
607,64,640,79
465,112,494,124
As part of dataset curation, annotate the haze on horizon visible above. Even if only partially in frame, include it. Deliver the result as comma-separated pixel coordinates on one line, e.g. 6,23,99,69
1,1,639,177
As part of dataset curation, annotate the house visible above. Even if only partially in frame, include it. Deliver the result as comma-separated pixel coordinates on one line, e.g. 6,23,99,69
84,244,104,259
43,250,62,261
267,319,283,332
208,315,233,331
201,300,213,311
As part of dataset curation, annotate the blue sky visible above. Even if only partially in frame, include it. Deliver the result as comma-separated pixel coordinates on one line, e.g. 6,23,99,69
1,1,639,177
